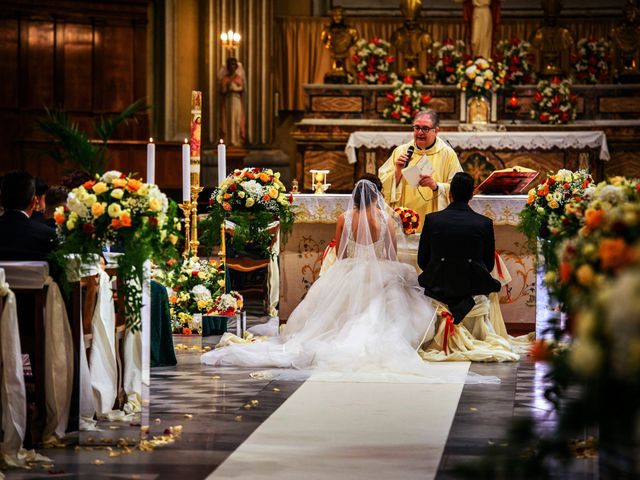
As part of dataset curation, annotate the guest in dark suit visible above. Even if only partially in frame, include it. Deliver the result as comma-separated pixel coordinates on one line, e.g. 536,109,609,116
417,171,501,324
0,171,57,261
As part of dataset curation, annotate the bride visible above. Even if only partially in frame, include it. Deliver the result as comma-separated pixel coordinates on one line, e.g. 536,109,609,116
202,180,458,381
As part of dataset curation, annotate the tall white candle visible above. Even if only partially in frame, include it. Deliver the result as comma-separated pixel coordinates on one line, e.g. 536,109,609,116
181,139,190,202
146,138,155,184
217,139,226,186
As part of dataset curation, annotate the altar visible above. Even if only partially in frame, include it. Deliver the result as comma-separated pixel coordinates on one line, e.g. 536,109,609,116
279,194,534,335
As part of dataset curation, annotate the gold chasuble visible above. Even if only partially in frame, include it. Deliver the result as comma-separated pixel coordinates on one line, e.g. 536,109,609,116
379,137,462,232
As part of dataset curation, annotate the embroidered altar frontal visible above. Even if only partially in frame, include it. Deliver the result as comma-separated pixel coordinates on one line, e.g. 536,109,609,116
279,194,535,335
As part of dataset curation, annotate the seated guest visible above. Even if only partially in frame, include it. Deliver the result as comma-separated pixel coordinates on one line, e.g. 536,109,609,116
0,171,56,261
42,185,69,229
417,172,501,324
60,169,92,190
30,177,48,225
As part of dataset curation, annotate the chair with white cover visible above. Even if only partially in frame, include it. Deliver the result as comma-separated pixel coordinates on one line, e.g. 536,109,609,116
0,261,74,445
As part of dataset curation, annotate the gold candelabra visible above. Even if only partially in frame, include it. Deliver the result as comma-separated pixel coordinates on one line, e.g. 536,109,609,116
179,201,192,260
189,185,203,258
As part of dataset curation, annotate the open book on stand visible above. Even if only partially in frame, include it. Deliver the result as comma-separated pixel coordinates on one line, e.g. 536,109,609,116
474,166,539,195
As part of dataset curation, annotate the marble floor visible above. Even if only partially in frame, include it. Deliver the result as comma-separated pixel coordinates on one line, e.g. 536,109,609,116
5,319,597,479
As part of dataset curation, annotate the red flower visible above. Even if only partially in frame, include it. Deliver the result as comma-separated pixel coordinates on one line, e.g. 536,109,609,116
228,183,237,192
288,193,293,203
560,111,570,122
82,223,94,234
386,92,395,102
386,56,395,63
367,67,375,73
378,73,388,82
421,94,432,104
539,112,550,123
391,111,401,119
510,36,521,46
192,271,199,277
357,72,366,80
352,54,360,63
372,36,380,45
149,216,158,226
403,76,414,85
534,91,543,102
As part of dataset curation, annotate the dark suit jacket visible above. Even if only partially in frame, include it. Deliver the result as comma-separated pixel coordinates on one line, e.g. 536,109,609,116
0,210,57,262
417,202,501,304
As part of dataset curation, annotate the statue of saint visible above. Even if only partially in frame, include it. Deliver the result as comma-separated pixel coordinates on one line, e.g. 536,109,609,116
529,0,574,77
463,0,501,59
321,7,359,84
610,0,640,82
219,57,246,147
391,0,432,80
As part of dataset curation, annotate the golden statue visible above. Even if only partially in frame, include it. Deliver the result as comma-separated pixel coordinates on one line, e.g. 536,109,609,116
391,0,432,80
610,0,640,82
529,0,574,77
321,7,359,84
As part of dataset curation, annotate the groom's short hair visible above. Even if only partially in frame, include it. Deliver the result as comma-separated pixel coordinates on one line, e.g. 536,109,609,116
450,172,474,203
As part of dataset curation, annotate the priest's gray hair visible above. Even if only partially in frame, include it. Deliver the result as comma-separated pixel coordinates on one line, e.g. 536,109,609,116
414,109,439,128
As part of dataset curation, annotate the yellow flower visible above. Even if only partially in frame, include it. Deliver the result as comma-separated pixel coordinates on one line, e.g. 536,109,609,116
245,198,255,208
268,188,278,199
66,218,76,230
91,202,106,218
198,271,206,280
110,188,124,200
149,197,161,211
197,300,208,310
575,264,594,286
544,271,556,284
92,182,108,195
107,203,122,218
169,234,178,244
548,200,559,209
112,178,127,188
217,279,225,288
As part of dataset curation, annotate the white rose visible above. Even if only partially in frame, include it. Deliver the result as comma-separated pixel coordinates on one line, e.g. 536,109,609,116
110,188,124,200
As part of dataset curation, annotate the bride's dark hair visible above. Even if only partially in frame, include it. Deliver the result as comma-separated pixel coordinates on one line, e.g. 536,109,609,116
352,179,380,209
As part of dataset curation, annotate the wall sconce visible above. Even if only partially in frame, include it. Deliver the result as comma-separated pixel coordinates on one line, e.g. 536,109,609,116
220,30,241,51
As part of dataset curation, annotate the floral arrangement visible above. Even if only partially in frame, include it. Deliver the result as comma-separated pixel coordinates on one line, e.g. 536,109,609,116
169,257,225,333
209,291,244,316
530,77,578,124
547,177,640,309
456,57,506,98
383,76,431,124
459,175,640,478
494,37,535,86
352,36,395,84
394,207,420,234
571,36,611,84
54,170,181,331
203,168,295,257
518,169,593,268
431,39,466,85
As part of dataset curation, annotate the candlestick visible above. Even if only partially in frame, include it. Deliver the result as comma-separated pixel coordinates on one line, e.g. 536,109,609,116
178,201,191,259
181,139,190,202
146,138,155,184
217,140,226,186
509,93,519,108
189,90,202,258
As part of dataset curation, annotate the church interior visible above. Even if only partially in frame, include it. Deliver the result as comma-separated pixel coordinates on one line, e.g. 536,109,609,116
0,0,639,478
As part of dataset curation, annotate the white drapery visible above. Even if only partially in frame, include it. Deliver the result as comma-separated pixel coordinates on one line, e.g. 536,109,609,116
345,130,611,164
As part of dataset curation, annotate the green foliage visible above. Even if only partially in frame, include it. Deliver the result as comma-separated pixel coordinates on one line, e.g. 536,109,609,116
37,99,148,176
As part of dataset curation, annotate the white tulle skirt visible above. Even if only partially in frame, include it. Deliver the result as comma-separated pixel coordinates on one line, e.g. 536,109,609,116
201,258,501,384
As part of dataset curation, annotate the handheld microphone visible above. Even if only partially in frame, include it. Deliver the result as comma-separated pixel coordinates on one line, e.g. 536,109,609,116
404,146,415,168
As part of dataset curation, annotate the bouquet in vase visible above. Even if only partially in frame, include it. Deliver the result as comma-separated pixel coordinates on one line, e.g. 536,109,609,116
456,57,506,98
530,77,578,124
572,36,611,84
352,37,395,84
210,291,244,316
168,257,225,334
383,76,431,124
394,207,420,234
431,39,467,85
494,37,535,86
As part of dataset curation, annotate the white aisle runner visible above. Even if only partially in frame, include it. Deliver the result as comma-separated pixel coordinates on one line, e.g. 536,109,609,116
207,362,470,480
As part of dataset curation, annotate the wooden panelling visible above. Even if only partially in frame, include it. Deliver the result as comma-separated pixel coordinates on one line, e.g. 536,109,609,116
63,24,93,111
101,26,134,112
375,95,455,113
26,21,55,108
0,19,19,108
302,150,354,192
310,96,364,113
599,97,640,113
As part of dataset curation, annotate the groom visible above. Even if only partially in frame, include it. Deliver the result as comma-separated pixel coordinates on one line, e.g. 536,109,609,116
417,172,501,324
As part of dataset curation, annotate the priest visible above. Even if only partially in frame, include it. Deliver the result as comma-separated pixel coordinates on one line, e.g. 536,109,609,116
378,110,463,231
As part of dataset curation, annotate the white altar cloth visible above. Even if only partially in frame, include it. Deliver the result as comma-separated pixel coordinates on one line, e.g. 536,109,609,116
345,131,610,164
293,193,526,226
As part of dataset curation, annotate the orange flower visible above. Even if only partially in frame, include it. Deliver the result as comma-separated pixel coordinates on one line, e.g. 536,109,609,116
54,212,65,225
111,218,121,229
559,261,572,284
126,178,142,192
244,171,255,179
538,184,549,197
584,208,604,230
262,194,271,202
258,172,270,182
527,195,535,205
182,327,192,335
113,178,127,188
530,339,551,362
83,180,96,189
169,295,178,304
223,193,232,200
222,201,232,211
599,238,633,270
119,214,132,227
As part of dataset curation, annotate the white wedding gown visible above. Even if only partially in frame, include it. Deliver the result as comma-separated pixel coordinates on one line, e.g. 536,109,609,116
201,180,498,384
